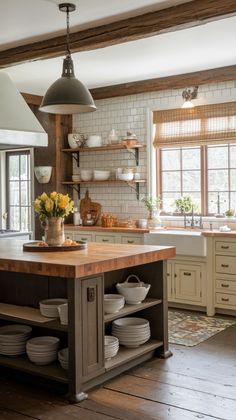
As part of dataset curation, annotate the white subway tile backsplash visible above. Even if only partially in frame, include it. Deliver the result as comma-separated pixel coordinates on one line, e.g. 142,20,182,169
72,80,235,220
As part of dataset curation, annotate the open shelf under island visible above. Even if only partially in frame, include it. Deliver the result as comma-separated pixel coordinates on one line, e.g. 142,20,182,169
0,239,175,403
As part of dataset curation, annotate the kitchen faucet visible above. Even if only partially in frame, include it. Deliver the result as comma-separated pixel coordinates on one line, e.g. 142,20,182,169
184,208,203,229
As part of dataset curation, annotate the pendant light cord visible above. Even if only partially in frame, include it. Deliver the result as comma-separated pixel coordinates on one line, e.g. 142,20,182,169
66,6,71,57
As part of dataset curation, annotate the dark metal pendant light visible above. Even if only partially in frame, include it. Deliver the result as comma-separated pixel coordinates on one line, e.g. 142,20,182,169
40,3,96,114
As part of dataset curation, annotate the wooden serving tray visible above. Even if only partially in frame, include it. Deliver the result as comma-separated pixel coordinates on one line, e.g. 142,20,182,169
23,241,87,252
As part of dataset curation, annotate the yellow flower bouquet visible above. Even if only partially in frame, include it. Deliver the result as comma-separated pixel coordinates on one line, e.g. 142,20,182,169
33,192,74,221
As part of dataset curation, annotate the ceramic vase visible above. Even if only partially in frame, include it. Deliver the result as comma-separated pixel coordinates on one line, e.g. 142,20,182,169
147,210,162,229
43,217,65,246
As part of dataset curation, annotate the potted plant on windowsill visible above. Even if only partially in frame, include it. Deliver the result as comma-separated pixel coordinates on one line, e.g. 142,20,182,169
141,195,162,228
224,209,235,218
174,195,196,214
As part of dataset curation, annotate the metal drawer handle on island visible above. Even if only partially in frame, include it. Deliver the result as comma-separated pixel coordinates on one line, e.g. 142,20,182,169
183,272,191,276
221,297,229,302
102,239,109,242
221,264,229,268
81,237,88,241
221,283,229,288
221,245,229,249
127,240,134,244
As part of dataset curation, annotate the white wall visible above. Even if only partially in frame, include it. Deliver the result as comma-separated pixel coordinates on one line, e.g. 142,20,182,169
73,80,236,221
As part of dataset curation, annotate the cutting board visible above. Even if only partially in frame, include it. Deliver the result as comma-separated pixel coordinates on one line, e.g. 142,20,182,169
80,190,101,225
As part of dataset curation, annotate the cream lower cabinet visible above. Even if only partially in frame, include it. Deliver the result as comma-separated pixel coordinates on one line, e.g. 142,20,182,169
167,258,206,307
214,239,236,312
65,229,143,245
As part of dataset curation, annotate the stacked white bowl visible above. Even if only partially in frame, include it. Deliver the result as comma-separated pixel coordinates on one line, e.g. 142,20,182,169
112,317,150,348
104,294,125,314
0,324,32,356
72,174,80,182
26,336,59,365
93,170,110,181
104,336,119,360
80,169,93,181
58,348,68,370
39,298,68,318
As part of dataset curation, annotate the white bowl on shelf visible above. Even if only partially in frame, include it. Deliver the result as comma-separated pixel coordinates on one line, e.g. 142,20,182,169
104,335,119,360
116,275,151,304
86,135,102,147
117,173,134,181
39,298,67,318
80,169,93,181
104,294,125,314
93,170,110,181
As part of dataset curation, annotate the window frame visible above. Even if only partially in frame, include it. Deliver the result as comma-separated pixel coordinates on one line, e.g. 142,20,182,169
6,150,32,231
157,144,236,216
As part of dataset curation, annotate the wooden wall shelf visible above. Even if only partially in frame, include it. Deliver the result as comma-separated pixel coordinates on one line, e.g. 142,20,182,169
62,143,146,166
62,144,146,152
62,179,146,200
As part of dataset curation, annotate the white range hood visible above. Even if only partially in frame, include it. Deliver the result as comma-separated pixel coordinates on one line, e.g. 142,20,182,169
0,72,48,149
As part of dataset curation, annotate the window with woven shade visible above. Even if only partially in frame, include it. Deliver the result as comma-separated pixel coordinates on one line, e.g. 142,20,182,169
153,102,236,148
153,102,236,215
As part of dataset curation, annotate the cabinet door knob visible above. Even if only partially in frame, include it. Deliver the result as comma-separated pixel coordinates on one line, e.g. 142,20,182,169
221,264,229,268
221,297,229,302
183,272,191,276
221,283,229,288
167,273,170,277
221,245,229,249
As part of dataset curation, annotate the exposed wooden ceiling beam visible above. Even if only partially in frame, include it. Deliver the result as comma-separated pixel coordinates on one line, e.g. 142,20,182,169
90,65,236,100
1,0,236,68
21,92,42,106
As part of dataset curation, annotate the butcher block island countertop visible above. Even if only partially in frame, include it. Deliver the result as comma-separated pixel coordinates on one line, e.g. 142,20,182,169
0,239,175,277
0,239,175,403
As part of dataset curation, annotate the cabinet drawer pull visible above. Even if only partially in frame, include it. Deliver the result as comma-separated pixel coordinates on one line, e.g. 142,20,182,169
221,283,229,288
221,245,229,249
221,297,229,302
87,287,95,302
167,273,170,277
81,237,88,241
183,272,191,276
127,240,134,244
221,264,229,268
102,239,109,242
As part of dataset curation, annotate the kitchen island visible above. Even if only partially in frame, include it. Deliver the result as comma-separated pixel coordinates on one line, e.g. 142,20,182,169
0,239,175,402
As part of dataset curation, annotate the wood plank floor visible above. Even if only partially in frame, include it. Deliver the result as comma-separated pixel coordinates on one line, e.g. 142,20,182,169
1,322,236,420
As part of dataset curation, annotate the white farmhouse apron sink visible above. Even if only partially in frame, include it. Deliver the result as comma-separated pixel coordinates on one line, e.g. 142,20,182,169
144,230,206,256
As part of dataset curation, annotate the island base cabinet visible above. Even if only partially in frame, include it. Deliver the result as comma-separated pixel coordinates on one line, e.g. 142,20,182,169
0,260,170,402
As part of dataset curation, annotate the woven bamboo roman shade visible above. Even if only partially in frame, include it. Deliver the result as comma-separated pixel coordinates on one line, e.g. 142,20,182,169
153,102,236,148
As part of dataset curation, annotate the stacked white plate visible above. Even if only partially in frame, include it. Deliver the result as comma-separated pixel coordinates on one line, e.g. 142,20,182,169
104,336,119,360
112,317,150,348
0,324,32,356
58,348,68,370
39,298,68,318
26,336,59,365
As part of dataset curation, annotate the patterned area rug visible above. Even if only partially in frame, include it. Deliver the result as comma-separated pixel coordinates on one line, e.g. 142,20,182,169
168,310,236,346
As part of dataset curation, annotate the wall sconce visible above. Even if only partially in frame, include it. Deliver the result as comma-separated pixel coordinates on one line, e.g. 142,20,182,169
182,86,198,108
34,166,52,184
